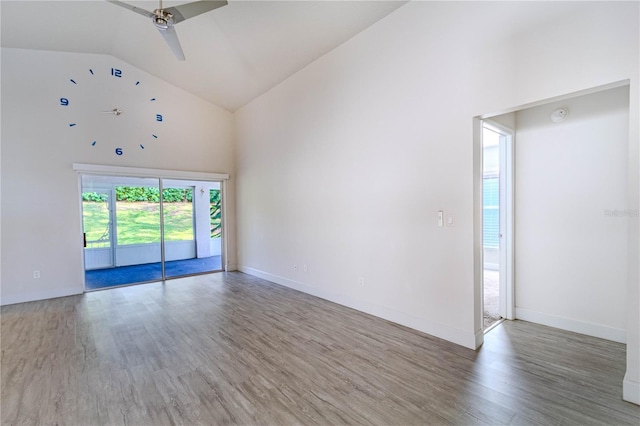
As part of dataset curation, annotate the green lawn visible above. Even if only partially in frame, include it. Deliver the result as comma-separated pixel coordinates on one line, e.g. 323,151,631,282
83,201,194,245
83,201,111,245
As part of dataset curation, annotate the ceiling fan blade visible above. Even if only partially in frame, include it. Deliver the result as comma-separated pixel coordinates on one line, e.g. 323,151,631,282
164,1,228,24
106,0,155,19
157,26,186,61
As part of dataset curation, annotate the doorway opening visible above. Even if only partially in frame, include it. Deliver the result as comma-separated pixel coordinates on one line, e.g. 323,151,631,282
482,120,514,331
81,174,224,290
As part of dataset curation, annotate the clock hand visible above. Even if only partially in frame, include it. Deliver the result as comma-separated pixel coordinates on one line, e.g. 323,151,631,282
101,108,123,116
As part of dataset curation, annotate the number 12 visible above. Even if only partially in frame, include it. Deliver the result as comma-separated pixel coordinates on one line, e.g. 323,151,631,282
111,68,122,78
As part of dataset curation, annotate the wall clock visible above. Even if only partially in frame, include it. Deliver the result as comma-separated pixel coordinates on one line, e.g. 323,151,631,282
60,66,163,156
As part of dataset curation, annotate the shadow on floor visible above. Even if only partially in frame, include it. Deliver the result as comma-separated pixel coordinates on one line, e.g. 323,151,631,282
85,256,222,290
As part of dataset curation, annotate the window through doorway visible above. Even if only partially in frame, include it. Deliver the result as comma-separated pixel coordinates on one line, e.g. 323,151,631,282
482,120,514,331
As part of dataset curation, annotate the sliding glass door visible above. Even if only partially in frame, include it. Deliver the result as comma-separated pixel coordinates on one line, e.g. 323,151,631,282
81,174,223,290
162,179,223,278
82,175,162,289
162,181,196,279
82,188,114,270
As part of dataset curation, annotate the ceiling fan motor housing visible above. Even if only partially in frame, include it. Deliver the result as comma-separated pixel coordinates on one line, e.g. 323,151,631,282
153,10,174,29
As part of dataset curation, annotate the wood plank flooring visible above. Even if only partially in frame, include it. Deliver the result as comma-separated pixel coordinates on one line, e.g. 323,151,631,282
1,272,639,425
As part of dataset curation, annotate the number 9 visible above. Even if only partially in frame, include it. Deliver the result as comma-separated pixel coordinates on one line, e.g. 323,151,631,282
115,148,123,156
60,98,69,106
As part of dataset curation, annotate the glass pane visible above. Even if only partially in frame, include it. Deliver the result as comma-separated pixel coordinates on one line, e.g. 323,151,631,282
162,180,196,279
206,184,223,273
482,177,499,249
115,186,161,245
82,189,113,271
82,175,162,290
82,191,110,249
210,189,222,239
162,187,194,241
162,179,222,279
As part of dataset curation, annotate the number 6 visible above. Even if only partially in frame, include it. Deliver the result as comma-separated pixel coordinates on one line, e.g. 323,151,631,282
115,148,123,156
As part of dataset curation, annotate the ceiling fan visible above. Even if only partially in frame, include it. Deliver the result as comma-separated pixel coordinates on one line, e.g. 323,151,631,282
107,0,228,61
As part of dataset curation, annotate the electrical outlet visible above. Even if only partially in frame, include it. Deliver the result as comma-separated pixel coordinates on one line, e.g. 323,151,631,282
359,277,365,286
33,270,41,279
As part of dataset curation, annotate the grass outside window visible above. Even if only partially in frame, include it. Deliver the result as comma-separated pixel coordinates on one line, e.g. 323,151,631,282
83,201,194,245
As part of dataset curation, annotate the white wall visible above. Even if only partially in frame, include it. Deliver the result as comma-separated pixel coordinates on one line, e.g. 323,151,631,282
489,113,516,132
514,86,629,343
234,1,639,403
0,48,236,305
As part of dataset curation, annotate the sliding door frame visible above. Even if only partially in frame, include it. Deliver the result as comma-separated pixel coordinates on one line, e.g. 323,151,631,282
74,163,230,289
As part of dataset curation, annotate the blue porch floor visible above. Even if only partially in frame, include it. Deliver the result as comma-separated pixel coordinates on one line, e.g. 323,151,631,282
85,256,222,290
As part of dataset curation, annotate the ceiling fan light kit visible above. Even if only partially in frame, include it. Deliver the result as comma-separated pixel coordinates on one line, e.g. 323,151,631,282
107,0,228,61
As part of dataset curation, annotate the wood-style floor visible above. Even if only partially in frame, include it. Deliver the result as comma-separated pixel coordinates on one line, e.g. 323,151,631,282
1,272,639,425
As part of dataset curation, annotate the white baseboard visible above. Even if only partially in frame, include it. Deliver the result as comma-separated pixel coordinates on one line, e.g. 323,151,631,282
623,373,640,405
239,265,479,350
475,328,485,349
0,285,84,306
515,307,626,343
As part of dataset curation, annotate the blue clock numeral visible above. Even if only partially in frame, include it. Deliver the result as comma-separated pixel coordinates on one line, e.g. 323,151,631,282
111,68,122,78
156,114,163,122
60,98,69,106
115,148,123,156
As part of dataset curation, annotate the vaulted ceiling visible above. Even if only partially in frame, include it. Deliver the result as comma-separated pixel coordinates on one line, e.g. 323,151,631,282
1,0,407,111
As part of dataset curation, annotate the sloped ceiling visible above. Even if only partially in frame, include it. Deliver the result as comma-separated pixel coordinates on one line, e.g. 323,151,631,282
1,0,407,111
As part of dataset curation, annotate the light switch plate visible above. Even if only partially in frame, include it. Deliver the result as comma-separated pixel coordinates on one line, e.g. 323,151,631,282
446,215,455,227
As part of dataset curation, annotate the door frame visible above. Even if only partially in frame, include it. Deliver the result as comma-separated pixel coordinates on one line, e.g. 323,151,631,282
483,119,515,321
74,163,230,289
473,117,516,344
472,80,632,350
